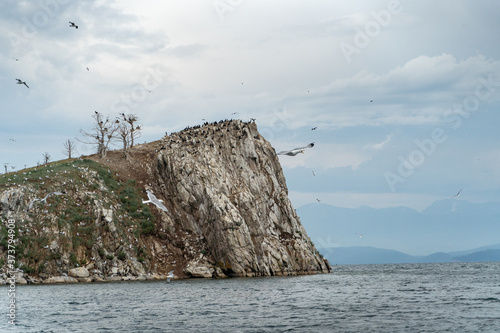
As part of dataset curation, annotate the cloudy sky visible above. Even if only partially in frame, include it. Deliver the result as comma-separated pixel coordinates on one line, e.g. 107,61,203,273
2,0,500,212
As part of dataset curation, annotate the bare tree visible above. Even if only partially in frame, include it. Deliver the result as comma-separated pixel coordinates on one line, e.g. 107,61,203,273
42,152,51,165
118,122,131,159
62,139,77,158
78,112,119,158
119,113,141,148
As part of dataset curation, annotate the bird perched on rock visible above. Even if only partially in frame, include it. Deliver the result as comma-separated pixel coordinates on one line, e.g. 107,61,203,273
277,142,315,156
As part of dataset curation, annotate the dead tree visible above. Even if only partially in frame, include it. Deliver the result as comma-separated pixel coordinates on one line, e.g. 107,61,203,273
119,113,141,148
78,112,119,158
62,139,77,158
42,152,51,165
118,122,131,159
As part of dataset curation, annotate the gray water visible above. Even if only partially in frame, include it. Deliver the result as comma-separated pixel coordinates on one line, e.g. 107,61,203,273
1,262,499,332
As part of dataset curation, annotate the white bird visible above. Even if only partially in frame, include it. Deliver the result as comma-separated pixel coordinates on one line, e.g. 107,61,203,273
28,191,65,211
277,142,314,156
355,233,364,238
142,190,168,212
15,78,29,88
69,21,78,29
167,270,174,283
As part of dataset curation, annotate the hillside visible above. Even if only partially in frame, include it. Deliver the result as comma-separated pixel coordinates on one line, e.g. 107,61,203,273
0,120,330,284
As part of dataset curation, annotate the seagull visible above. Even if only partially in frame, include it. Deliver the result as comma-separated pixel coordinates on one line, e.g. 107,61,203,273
312,171,316,176
142,190,168,211
316,198,321,202
86,67,90,71
15,78,29,88
355,233,364,238
370,100,373,103
311,127,317,130
28,191,65,211
9,139,16,142
277,142,314,156
166,270,174,283
12,58,19,61
454,189,462,197
69,21,78,29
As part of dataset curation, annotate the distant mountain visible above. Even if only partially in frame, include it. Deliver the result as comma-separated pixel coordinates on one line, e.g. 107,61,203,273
317,244,500,265
319,246,418,265
299,200,500,256
418,252,457,263
454,249,500,262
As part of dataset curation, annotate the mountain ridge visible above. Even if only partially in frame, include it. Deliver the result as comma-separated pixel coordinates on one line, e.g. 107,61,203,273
317,244,500,265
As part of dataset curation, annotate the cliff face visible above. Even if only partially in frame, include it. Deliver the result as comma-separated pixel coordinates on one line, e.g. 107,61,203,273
0,120,329,283
157,120,329,277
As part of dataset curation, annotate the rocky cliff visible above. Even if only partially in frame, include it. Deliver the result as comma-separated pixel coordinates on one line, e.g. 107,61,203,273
0,119,330,284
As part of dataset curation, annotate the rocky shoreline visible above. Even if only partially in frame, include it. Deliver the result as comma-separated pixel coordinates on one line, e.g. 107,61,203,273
1,267,172,285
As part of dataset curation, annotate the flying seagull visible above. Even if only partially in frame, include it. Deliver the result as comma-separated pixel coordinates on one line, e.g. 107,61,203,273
28,191,65,211
311,127,317,130
142,190,168,212
15,79,29,88
355,233,364,238
454,189,462,197
12,58,19,61
166,270,174,283
69,21,78,29
277,142,315,156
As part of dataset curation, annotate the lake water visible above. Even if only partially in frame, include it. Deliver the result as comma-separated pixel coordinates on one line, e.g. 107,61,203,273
1,262,499,332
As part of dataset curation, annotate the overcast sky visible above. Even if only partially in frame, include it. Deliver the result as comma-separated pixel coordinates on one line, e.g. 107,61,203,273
2,0,500,212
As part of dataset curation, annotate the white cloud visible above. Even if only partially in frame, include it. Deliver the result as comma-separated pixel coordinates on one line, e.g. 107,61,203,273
363,132,394,150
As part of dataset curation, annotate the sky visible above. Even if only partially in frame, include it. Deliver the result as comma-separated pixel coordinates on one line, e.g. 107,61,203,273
1,0,500,214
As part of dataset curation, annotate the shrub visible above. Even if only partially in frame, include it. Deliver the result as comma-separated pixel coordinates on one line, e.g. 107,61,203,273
118,251,126,261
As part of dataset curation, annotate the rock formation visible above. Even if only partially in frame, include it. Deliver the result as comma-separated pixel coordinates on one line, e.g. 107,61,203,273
0,119,330,283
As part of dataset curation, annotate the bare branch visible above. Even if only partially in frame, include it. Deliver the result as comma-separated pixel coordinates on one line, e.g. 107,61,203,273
62,139,77,159
119,113,142,147
77,112,120,158
42,152,51,165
